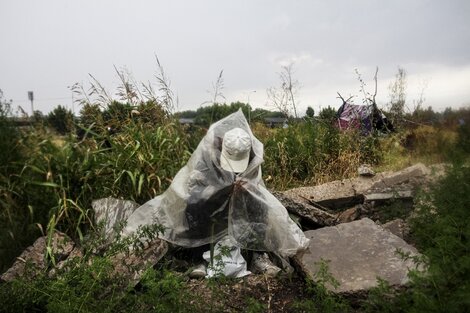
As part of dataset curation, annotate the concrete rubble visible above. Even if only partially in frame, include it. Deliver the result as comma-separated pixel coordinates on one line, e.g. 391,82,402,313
1,231,75,282
2,198,168,286
296,218,422,294
358,164,375,177
2,164,447,297
278,163,445,226
92,197,141,237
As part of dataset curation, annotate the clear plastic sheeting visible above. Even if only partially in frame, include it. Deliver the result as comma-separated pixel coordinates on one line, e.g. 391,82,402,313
123,109,309,257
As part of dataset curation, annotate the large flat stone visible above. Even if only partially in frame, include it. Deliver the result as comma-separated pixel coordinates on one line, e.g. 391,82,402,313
273,191,337,227
92,197,140,237
282,164,433,213
282,180,365,210
1,232,75,282
297,218,421,294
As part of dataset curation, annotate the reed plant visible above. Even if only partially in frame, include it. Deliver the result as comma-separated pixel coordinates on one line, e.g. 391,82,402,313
0,66,191,272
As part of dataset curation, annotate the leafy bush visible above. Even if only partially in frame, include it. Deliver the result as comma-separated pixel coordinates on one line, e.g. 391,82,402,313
259,120,382,189
47,105,75,134
0,224,189,313
0,96,190,273
359,162,470,312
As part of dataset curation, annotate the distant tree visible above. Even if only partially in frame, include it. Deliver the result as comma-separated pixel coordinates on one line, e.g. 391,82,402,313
267,63,300,118
47,105,74,134
177,110,197,118
0,89,21,170
318,106,337,124
306,106,315,118
411,105,437,125
32,110,45,123
388,67,407,126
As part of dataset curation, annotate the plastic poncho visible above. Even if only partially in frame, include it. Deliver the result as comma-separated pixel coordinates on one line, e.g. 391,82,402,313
123,109,309,257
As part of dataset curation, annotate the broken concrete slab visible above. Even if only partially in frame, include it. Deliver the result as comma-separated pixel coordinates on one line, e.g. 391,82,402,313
336,206,361,223
364,190,414,202
92,197,140,237
282,180,365,210
297,218,421,294
382,218,410,240
110,238,169,286
370,163,430,191
273,191,337,227
1,231,75,282
282,164,434,214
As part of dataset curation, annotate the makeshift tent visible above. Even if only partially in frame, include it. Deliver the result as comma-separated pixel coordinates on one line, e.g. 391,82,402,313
123,109,309,257
336,100,394,134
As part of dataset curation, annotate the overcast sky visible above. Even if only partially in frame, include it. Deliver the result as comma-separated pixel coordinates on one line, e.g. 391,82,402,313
1,0,469,116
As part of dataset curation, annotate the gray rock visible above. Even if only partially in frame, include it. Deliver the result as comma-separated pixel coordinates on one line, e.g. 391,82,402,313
1,231,75,282
382,218,410,240
336,206,361,223
110,238,169,286
92,197,168,285
296,218,421,294
358,164,375,177
282,180,365,210
282,164,432,213
364,190,414,202
273,191,337,227
92,197,140,237
370,163,430,190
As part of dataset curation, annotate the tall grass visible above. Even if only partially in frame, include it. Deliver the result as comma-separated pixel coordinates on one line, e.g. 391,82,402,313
256,119,382,190
0,69,191,272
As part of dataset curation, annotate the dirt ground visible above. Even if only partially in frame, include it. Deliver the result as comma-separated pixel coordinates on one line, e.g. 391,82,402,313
184,273,308,312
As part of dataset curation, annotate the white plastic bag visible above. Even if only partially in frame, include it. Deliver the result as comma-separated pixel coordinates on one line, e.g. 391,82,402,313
202,236,251,278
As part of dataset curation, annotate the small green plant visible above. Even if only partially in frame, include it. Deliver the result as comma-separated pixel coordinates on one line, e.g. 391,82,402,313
245,297,267,313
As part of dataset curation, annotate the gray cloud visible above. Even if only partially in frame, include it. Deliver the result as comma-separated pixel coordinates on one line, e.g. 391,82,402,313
1,0,469,115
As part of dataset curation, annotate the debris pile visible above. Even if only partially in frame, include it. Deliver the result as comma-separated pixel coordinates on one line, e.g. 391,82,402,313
1,163,446,296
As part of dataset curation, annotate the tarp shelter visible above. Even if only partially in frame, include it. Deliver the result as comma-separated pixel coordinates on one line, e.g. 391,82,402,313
123,109,309,258
337,101,393,134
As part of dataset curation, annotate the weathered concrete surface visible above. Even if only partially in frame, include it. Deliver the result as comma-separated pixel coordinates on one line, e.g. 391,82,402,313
282,180,365,210
92,197,140,237
1,232,75,282
110,238,168,286
369,163,430,191
382,218,410,240
297,218,421,294
274,191,337,227
358,164,375,177
281,163,437,215
364,190,414,202
92,197,168,285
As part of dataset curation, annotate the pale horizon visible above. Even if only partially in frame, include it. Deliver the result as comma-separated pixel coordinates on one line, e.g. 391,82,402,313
1,0,469,116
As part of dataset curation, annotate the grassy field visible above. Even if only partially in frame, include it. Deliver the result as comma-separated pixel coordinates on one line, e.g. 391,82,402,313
0,93,469,312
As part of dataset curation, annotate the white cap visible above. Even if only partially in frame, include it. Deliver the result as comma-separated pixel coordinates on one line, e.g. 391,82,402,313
220,128,252,173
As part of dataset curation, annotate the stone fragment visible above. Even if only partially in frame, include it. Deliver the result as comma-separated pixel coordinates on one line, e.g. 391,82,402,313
273,191,337,227
382,218,410,240
92,197,140,237
296,218,421,294
364,190,413,202
358,164,375,177
1,232,74,282
370,163,430,190
282,180,364,210
110,238,169,286
336,206,360,223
